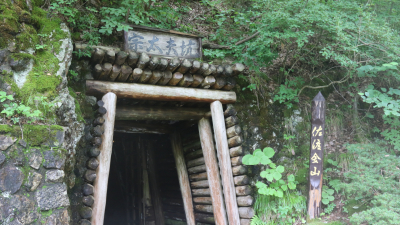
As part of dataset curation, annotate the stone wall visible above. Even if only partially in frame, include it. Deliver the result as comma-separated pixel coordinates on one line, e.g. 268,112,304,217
0,128,71,224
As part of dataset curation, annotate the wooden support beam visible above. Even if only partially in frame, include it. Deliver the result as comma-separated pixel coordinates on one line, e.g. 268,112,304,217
210,101,240,225
194,205,213,213
198,118,228,225
86,80,237,103
92,92,117,225
115,105,210,121
171,132,196,225
114,121,172,134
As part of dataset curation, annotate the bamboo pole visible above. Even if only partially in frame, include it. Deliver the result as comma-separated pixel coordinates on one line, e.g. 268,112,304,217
198,118,228,225
170,132,196,225
210,101,240,225
92,92,117,225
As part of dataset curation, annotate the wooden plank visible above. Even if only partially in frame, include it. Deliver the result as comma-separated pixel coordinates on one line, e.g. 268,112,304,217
198,118,228,225
193,197,212,204
115,105,210,121
124,28,201,59
210,101,240,225
171,132,196,225
187,157,205,168
188,164,206,174
86,80,237,103
194,205,213,214
148,143,165,225
92,92,117,225
114,121,172,134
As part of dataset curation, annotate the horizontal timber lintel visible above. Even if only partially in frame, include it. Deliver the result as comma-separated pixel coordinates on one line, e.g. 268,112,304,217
86,80,237,104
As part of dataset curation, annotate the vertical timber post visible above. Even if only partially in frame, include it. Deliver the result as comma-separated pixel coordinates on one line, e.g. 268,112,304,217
92,92,117,225
198,118,228,225
308,92,326,219
171,132,196,225
210,101,240,225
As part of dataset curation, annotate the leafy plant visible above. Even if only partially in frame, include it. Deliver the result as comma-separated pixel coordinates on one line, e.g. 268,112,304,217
243,147,297,197
322,188,335,205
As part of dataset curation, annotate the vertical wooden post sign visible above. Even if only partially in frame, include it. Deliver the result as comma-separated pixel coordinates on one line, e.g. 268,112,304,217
308,92,325,219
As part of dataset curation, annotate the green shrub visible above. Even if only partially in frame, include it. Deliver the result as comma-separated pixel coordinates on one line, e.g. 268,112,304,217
339,142,400,224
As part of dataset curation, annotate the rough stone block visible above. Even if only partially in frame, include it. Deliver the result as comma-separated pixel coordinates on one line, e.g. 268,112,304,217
43,149,66,169
0,165,24,194
25,172,42,192
28,148,42,169
0,135,16,151
45,170,65,183
43,209,69,225
36,183,70,210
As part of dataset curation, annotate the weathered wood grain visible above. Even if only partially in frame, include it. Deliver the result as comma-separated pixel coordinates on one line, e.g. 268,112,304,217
211,101,240,225
230,146,243,157
189,172,207,182
198,118,228,225
231,156,243,166
192,188,211,197
235,185,252,196
237,196,254,207
200,76,216,89
187,157,205,168
92,92,117,225
228,135,243,148
115,105,210,121
193,197,212,204
238,207,254,219
157,71,173,85
188,164,207,174
86,80,237,103
190,180,209,188
170,132,196,225
127,68,143,83
227,125,242,138
191,74,204,88
232,165,247,176
234,175,249,186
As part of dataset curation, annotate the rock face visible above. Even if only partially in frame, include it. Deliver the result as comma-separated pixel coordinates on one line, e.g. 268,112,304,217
14,195,40,224
36,183,70,210
0,135,16,150
44,209,70,225
46,170,65,182
43,149,66,169
0,165,24,194
28,148,42,169
0,152,5,165
25,172,42,192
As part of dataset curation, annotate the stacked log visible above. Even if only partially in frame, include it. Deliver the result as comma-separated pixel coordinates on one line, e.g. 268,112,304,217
82,44,244,92
79,100,108,224
182,129,216,224
223,104,254,225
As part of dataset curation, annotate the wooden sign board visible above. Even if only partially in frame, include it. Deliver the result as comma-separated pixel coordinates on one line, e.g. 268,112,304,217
124,25,202,59
308,92,325,220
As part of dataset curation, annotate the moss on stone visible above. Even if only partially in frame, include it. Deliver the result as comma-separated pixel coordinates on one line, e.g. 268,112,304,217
24,125,63,146
10,52,37,63
68,87,85,122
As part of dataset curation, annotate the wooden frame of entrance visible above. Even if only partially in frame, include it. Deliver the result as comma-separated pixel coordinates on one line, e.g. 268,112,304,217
87,80,240,225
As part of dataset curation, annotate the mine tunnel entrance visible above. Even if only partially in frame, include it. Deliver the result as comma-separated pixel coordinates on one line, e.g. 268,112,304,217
104,132,186,225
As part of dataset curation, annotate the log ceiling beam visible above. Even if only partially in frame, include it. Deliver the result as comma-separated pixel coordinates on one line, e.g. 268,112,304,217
113,121,173,134
86,80,236,103
115,105,211,121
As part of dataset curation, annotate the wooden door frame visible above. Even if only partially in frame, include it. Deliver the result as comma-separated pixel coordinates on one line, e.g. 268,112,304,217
88,82,238,225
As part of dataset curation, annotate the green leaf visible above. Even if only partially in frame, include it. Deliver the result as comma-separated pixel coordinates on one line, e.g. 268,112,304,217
322,199,330,205
263,147,275,158
281,184,288,191
326,189,334,195
269,163,276,169
242,154,252,165
249,156,260,165
265,174,274,182
260,156,272,165
276,165,285,173
273,172,282,180
275,190,284,198
260,171,268,178
287,174,295,182
288,182,296,190
328,196,335,201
